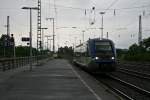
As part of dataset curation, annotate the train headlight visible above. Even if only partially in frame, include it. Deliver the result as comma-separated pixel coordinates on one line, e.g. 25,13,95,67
111,57,115,60
95,57,99,60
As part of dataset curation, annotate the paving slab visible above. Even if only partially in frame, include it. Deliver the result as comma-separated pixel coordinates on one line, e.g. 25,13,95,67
0,59,100,100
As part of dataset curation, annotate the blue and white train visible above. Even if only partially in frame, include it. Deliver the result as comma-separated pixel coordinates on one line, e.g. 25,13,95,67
73,38,117,72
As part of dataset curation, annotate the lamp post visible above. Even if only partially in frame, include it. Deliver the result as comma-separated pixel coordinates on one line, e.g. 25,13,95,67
40,27,48,50
100,12,105,39
106,32,109,39
82,30,85,42
74,37,77,47
46,18,55,53
22,6,38,71
45,35,52,50
48,39,53,52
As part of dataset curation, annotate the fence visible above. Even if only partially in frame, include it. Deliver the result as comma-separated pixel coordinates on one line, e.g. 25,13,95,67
0,55,48,71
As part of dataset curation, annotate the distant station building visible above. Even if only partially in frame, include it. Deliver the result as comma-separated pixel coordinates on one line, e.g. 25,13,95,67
0,34,15,57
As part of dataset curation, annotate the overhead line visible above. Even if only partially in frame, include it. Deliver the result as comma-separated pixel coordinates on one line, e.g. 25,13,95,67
105,0,119,11
46,3,150,11
115,4,150,10
0,3,149,12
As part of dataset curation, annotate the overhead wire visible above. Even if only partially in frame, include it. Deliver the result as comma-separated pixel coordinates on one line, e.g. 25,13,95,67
1,1,149,35
0,1,149,13
105,0,119,12
89,0,97,6
53,0,59,49
106,1,148,29
114,4,150,10
38,1,150,11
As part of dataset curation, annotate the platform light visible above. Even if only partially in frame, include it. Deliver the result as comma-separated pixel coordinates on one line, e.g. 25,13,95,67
21,6,38,71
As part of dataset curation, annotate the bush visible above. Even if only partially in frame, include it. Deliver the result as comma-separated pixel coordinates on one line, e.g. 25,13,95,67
119,37,150,62
124,53,150,61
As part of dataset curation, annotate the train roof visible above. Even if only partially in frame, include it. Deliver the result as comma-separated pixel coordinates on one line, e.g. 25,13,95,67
88,38,113,42
75,38,114,48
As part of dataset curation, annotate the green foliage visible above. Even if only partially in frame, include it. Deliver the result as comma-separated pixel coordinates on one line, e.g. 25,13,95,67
117,37,150,61
0,34,49,58
116,49,128,60
116,49,128,56
143,37,150,49
58,46,73,55
121,37,150,61
0,34,15,58
124,53,150,61
58,46,73,60
15,46,38,57
0,46,14,57
128,43,146,55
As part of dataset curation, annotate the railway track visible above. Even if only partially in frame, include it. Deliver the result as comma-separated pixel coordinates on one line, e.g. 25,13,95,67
117,68,150,80
94,73,150,100
95,75,134,100
118,61,150,74
74,61,150,100
108,74,150,96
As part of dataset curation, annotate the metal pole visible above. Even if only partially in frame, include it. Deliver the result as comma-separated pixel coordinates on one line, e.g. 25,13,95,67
101,14,103,39
13,39,16,58
45,36,49,50
22,6,38,69
40,28,48,51
52,18,55,52
138,15,142,45
72,43,74,50
13,37,16,68
7,16,10,36
82,30,85,43
107,32,108,39
47,37,48,50
100,12,105,39
50,39,51,51
74,37,77,47
29,8,32,71
37,0,42,65
41,29,44,50
46,18,55,52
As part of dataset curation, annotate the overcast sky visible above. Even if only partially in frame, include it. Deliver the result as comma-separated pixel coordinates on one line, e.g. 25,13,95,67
0,0,150,50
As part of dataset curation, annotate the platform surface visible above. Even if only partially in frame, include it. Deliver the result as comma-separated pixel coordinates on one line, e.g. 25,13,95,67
0,59,119,100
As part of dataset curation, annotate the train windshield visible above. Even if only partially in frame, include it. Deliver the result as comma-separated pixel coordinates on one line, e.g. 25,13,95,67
95,41,112,52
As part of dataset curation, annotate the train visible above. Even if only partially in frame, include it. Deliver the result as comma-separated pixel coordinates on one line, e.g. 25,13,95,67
73,38,117,73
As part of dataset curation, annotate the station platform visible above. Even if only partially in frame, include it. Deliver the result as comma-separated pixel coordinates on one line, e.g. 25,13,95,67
0,59,119,100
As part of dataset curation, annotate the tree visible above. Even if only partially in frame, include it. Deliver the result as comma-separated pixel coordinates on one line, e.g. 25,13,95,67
15,46,38,57
128,43,145,54
143,37,150,49
58,46,73,58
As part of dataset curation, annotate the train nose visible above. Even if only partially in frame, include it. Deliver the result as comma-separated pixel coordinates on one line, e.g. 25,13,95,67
98,63,116,72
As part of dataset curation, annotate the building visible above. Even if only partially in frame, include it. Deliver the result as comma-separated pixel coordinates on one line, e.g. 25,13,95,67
0,34,15,57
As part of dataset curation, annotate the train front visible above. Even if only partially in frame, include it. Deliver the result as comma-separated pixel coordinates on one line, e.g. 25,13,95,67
88,39,116,72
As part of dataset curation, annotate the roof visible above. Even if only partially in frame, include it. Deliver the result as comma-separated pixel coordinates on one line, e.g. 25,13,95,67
88,38,113,42
75,38,114,48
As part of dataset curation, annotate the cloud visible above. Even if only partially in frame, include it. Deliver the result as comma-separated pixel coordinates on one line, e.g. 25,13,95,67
0,0,150,48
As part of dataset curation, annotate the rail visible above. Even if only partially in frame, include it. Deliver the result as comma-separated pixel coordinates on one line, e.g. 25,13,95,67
107,74,150,97
118,68,150,80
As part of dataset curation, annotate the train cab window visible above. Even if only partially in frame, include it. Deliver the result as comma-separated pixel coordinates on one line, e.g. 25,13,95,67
95,41,112,52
